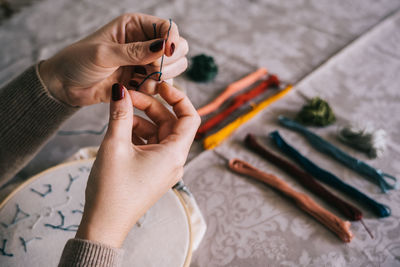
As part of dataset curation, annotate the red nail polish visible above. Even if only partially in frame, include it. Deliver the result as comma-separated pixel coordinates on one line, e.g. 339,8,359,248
150,40,164,52
112,83,124,101
134,66,147,75
170,43,175,56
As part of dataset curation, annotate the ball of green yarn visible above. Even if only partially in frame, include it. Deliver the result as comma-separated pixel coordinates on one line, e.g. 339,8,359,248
295,97,336,126
186,54,218,82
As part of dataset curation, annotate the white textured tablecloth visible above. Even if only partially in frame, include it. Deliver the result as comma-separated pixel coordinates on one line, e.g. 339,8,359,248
1,0,399,266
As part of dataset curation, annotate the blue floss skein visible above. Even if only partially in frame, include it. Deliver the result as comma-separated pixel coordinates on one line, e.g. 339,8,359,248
269,131,391,218
278,116,398,193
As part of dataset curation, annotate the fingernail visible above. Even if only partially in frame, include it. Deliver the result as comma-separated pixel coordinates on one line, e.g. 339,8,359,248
112,83,124,101
150,39,164,52
129,80,139,90
170,43,175,56
134,66,147,75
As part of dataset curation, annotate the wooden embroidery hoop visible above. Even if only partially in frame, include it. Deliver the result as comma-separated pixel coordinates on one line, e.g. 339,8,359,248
0,159,193,267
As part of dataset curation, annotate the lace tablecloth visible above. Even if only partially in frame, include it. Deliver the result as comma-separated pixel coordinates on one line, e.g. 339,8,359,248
1,0,399,266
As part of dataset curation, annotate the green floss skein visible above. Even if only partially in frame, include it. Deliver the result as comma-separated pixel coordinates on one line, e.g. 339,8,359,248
186,54,218,82
296,97,336,127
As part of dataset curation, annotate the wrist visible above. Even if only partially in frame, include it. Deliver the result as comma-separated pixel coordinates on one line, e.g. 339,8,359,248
39,60,70,106
76,214,129,248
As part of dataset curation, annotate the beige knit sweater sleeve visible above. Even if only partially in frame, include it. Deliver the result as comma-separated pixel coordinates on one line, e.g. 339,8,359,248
0,64,78,187
59,239,124,267
0,64,124,266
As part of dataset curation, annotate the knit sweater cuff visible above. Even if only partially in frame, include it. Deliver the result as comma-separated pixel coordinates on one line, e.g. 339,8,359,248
58,238,124,267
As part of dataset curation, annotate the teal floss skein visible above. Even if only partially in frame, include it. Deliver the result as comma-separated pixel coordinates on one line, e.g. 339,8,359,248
269,131,391,218
278,116,398,193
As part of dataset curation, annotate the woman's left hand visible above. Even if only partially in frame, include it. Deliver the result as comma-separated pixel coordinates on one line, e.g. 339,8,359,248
39,13,188,107
76,81,200,247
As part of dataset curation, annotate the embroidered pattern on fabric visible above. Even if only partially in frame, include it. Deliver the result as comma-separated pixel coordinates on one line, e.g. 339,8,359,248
1,204,30,228
30,184,52,198
44,211,79,232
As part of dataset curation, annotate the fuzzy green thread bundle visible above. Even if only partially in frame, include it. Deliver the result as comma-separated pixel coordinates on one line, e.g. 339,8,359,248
186,54,218,82
296,97,336,126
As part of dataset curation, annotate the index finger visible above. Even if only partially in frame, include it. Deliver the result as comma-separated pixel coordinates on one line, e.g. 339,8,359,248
157,82,201,147
156,18,179,57
112,14,179,57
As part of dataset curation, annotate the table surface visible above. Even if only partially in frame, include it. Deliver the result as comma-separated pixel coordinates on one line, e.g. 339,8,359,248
1,0,400,266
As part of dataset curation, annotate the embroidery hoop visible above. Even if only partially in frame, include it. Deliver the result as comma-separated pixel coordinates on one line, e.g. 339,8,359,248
0,159,193,267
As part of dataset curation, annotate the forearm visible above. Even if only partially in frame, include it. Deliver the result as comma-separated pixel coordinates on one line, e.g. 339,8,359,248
0,63,78,186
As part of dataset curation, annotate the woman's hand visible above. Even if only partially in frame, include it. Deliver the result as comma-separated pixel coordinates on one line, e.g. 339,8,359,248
75,82,200,248
39,13,188,106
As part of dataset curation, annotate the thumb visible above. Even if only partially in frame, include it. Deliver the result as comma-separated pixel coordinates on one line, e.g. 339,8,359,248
105,83,134,142
109,38,165,67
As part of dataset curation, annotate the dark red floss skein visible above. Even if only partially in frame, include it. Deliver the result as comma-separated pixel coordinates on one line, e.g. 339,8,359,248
195,75,279,139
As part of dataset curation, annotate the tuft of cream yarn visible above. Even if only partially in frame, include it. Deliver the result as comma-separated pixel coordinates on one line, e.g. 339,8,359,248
338,122,387,159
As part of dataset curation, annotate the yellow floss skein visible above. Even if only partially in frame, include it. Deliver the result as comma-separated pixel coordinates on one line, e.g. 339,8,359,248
203,85,293,150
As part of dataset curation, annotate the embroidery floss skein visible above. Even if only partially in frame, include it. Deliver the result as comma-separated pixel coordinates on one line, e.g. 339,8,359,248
296,97,335,126
196,75,279,139
338,122,387,159
203,85,293,150
197,68,268,116
203,87,279,138
186,54,218,82
269,131,391,218
244,134,363,221
227,157,353,242
278,116,398,193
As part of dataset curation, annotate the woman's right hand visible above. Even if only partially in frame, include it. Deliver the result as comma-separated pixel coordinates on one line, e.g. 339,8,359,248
40,13,188,107
75,82,200,248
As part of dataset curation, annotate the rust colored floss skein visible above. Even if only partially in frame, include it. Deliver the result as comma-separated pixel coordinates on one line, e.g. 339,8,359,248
228,158,354,243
